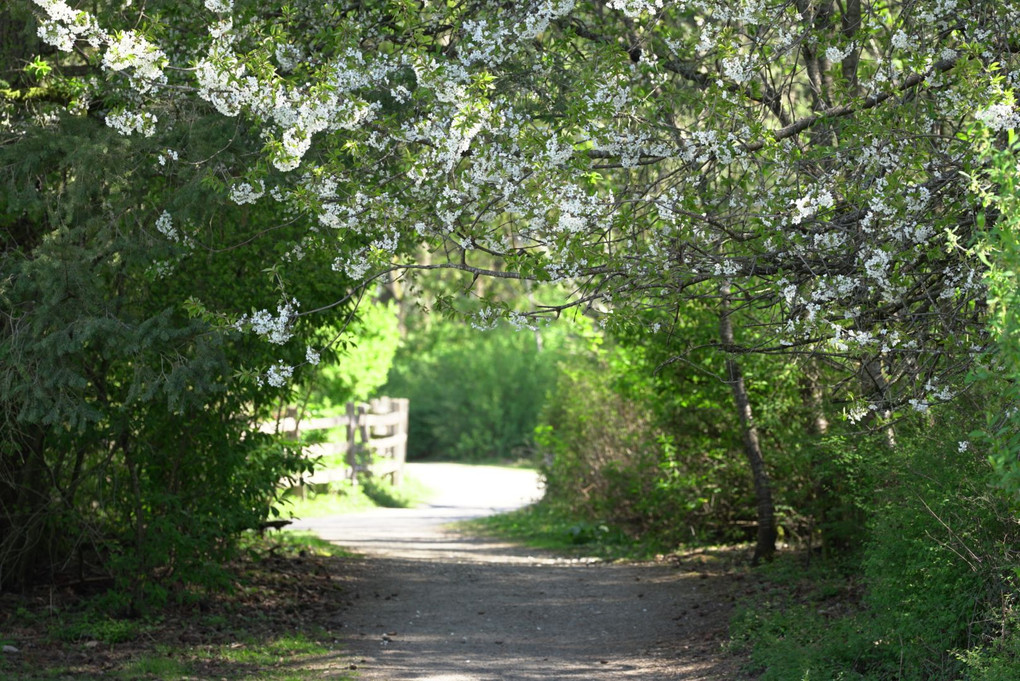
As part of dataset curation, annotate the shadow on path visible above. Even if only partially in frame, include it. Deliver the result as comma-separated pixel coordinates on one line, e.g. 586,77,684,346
293,463,743,680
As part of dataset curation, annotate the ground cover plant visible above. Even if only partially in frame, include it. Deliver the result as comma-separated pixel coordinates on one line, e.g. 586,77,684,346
727,406,1020,680
0,532,356,681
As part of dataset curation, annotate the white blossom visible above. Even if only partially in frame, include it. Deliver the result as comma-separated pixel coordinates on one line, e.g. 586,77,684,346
204,0,233,13
229,180,266,205
976,102,1019,132
155,210,177,240
891,30,914,50
238,300,299,345
105,109,157,136
261,362,293,388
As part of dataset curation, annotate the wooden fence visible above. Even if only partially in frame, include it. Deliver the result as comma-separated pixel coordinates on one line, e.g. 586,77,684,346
261,397,409,488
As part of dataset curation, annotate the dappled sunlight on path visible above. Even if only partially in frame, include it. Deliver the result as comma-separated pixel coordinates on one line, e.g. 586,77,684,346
293,463,740,680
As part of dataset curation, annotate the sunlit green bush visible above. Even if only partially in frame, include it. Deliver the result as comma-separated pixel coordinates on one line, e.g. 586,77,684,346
382,320,566,461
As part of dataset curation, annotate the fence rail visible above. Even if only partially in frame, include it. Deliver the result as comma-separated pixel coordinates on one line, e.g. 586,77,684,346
261,397,409,488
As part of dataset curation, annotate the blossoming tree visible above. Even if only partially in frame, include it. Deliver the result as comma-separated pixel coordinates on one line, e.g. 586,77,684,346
6,0,1018,564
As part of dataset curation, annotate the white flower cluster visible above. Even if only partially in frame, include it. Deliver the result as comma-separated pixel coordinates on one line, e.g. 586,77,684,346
34,2,166,93
33,0,104,52
153,210,193,247
544,134,574,167
318,190,371,231
155,210,177,240
275,43,304,72
305,347,321,365
259,362,293,388
454,0,576,66
975,102,1019,132
722,55,755,84
678,129,744,166
276,128,312,172
471,307,501,331
555,185,604,234
106,109,157,136
229,180,266,205
332,251,372,281
791,188,834,224
157,148,179,166
102,30,167,93
195,47,259,117
606,0,664,18
825,44,854,63
891,30,915,51
236,299,298,345
204,0,233,13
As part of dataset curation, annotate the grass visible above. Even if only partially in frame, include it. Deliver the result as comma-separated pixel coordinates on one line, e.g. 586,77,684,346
726,551,869,680
278,470,435,519
97,633,341,680
240,529,356,558
457,500,676,560
0,532,356,681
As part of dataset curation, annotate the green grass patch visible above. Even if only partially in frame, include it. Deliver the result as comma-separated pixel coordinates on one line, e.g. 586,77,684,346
1,532,356,681
727,552,887,681
244,530,356,559
118,654,191,679
48,612,155,644
109,634,342,681
458,501,673,560
278,472,435,519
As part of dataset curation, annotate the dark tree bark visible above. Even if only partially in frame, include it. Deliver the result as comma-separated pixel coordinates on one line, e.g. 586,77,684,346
719,282,777,565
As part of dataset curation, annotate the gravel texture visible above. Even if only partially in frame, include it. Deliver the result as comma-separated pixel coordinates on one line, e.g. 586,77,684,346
290,463,742,680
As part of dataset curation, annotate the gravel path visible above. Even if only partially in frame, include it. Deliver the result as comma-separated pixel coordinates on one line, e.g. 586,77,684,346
290,463,741,680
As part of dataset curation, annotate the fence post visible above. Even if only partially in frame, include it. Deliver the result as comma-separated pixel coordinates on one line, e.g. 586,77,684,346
356,403,370,484
393,398,408,486
345,401,358,484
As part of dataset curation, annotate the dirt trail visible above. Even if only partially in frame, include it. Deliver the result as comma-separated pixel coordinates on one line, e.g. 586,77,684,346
290,463,741,680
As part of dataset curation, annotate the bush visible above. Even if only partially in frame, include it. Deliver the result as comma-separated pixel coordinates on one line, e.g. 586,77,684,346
858,420,1016,679
0,102,349,607
382,320,563,461
730,406,1020,680
537,335,755,546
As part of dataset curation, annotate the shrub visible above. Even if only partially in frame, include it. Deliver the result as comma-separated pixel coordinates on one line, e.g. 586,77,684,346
301,301,402,413
537,336,755,546
858,417,1017,679
382,320,562,461
731,406,1020,680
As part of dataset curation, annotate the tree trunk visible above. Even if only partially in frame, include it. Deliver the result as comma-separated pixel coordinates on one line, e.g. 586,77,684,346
719,283,777,564
859,357,896,448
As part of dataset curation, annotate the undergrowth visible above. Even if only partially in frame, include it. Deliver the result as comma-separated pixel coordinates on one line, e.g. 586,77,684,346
0,532,355,681
729,416,1020,680
459,500,677,560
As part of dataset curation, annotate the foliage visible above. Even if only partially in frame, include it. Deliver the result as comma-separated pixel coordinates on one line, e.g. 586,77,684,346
971,129,1020,496
5,0,1020,639
731,406,1020,680
382,319,566,460
8,0,1011,420
300,300,402,414
0,15,356,603
541,317,836,547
